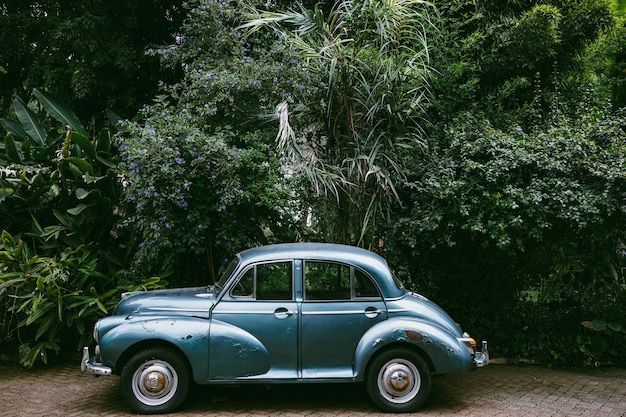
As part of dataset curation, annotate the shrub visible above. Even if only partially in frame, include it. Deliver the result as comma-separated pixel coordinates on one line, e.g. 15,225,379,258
0,89,166,366
388,107,626,365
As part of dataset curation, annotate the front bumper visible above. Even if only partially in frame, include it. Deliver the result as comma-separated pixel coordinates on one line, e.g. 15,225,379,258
80,346,113,376
473,341,489,367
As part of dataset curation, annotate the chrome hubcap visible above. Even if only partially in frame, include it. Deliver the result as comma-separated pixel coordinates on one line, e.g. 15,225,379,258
144,370,167,393
132,360,178,406
388,368,410,391
378,359,421,403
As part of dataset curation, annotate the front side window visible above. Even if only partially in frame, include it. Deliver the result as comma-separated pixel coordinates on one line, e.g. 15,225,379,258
231,261,293,300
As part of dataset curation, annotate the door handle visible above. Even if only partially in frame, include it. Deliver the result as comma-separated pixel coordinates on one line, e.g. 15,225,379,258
364,306,383,319
274,307,296,319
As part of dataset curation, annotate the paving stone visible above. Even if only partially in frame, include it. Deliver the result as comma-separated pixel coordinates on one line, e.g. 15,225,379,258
0,362,625,416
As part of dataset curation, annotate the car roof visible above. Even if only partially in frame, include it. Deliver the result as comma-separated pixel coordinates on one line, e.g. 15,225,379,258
237,242,405,298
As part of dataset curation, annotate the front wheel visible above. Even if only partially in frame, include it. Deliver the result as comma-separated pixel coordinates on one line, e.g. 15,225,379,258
365,348,432,413
120,347,191,414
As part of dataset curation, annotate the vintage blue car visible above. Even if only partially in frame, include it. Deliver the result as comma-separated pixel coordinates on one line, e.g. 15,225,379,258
81,242,488,414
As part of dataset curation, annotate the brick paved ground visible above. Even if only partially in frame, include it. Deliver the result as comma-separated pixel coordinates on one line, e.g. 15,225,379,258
1,360,625,416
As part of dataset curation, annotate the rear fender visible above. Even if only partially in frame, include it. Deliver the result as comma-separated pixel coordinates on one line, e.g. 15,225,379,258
354,317,473,379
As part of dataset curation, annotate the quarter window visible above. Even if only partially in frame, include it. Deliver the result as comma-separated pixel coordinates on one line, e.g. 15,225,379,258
354,268,380,298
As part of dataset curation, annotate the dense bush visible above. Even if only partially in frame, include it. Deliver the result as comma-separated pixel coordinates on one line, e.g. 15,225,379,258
426,0,613,125
388,106,626,366
0,231,163,367
118,101,297,283
118,0,307,283
369,0,626,367
0,90,165,366
590,14,626,108
0,0,186,123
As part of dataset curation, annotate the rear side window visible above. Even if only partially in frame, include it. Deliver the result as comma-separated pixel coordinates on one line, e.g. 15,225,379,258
305,261,380,300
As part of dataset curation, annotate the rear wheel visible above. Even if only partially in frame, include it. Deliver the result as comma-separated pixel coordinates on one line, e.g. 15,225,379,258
365,347,431,412
120,347,190,414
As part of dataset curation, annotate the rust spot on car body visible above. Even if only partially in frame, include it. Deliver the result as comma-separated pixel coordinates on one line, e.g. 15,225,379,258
405,330,423,342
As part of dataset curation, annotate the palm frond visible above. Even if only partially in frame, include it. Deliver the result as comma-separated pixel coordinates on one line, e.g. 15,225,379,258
242,0,436,247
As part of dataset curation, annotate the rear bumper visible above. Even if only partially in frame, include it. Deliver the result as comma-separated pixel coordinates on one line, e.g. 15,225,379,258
80,346,112,376
473,341,489,367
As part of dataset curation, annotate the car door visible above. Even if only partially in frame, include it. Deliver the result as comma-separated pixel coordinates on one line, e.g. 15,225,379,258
300,260,388,379
209,260,299,380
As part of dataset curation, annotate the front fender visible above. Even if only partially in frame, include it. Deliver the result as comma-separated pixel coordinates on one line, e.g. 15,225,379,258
99,316,210,382
207,319,270,380
354,317,473,379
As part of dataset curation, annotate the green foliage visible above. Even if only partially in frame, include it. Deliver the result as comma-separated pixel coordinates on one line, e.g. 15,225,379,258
117,118,302,284
1,89,122,268
580,273,626,363
0,230,111,367
118,0,306,283
589,13,626,108
0,230,165,367
386,0,626,365
388,104,626,365
0,90,166,366
492,4,562,71
1,0,624,369
427,0,613,123
242,0,434,248
151,0,305,130
0,0,186,122
119,101,240,282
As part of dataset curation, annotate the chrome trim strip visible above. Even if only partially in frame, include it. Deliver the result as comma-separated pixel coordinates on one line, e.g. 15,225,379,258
302,310,382,315
215,310,381,315
213,311,286,315
147,307,211,313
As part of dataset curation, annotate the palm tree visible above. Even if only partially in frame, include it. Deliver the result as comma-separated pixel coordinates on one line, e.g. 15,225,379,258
241,0,435,248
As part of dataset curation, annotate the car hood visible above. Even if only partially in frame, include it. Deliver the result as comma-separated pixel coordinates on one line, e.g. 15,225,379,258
114,286,217,318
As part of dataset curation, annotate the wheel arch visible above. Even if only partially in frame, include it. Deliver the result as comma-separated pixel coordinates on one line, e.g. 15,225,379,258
115,339,191,376
364,342,435,377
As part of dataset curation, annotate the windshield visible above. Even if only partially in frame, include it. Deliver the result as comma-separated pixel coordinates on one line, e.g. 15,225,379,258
213,256,240,294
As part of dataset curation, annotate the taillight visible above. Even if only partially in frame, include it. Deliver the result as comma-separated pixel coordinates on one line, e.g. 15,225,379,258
459,332,477,354
468,337,477,353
